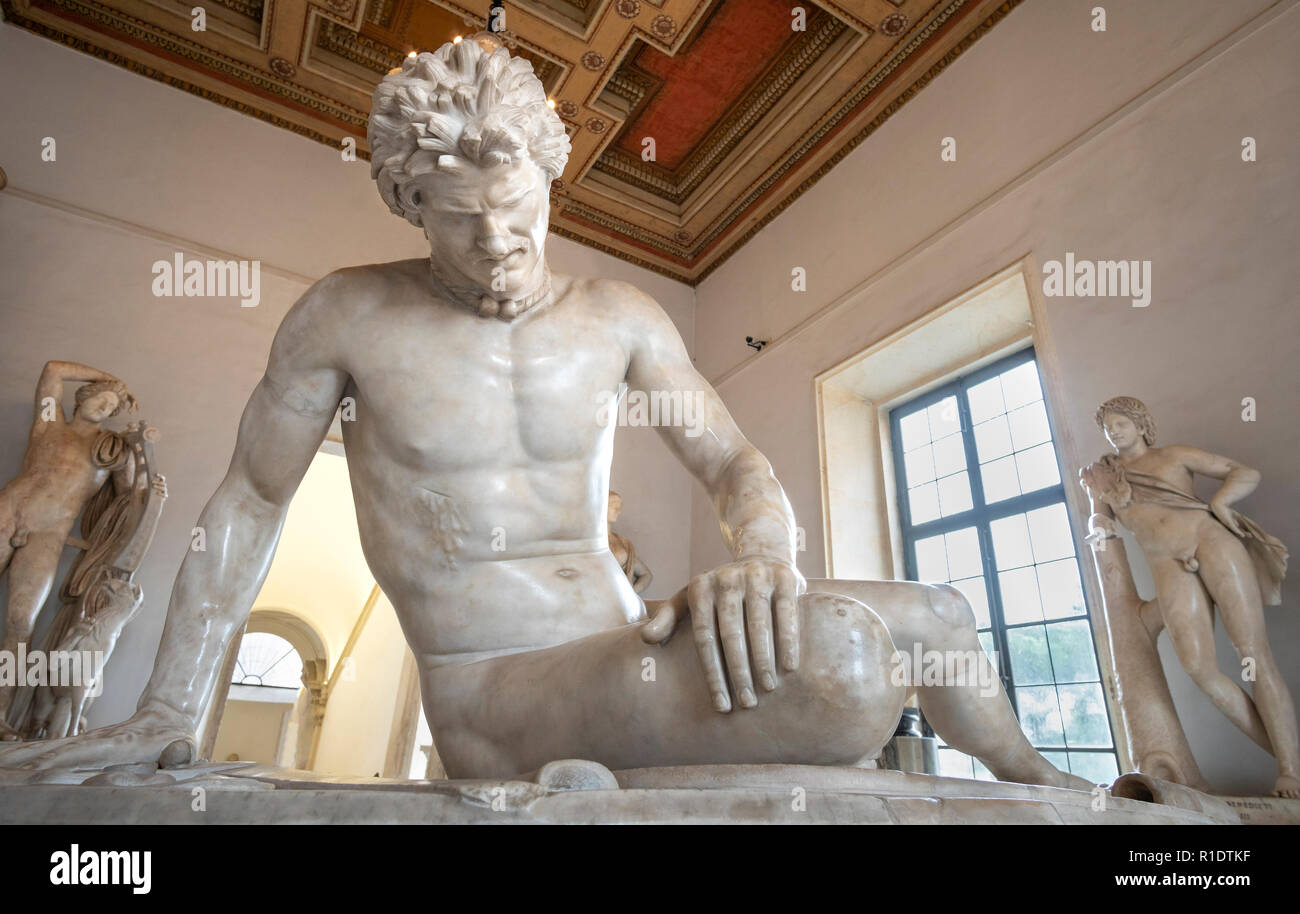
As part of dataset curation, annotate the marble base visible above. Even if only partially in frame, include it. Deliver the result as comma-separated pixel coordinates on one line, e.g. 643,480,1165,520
2,761,1292,824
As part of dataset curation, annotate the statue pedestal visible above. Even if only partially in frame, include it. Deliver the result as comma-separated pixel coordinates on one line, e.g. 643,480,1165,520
3,762,1291,824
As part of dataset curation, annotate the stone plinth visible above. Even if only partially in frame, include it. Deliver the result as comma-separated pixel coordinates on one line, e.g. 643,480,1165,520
2,761,1290,824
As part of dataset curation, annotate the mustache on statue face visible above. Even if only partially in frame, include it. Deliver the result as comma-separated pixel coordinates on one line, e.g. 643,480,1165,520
479,236,531,263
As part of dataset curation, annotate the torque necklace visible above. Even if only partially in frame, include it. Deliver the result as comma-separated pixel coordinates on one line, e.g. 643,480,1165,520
428,261,553,320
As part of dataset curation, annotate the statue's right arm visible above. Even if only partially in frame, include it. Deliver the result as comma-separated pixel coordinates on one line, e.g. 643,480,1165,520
0,280,350,769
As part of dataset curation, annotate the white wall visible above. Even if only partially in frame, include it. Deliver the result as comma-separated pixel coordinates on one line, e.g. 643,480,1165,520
688,0,1299,795
0,21,696,733
211,699,289,765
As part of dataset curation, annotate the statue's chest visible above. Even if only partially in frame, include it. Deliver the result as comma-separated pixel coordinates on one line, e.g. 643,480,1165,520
353,318,627,464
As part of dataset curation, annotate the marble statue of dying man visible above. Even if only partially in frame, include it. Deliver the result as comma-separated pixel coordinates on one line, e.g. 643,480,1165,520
0,34,1090,790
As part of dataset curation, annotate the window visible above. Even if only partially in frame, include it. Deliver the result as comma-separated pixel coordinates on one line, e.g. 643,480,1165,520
232,631,304,691
889,348,1118,785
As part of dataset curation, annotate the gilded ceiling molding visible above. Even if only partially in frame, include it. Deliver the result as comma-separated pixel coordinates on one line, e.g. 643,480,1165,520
0,0,1023,283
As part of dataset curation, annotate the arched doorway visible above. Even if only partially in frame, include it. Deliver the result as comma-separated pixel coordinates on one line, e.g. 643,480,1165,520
208,609,328,769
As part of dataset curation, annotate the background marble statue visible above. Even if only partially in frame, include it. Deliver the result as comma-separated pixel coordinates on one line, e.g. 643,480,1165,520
607,491,652,595
21,421,167,740
0,34,1087,791
1082,396,1297,797
0,361,138,738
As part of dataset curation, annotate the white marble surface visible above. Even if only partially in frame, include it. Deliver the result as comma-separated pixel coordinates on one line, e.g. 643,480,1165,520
1,763,1272,825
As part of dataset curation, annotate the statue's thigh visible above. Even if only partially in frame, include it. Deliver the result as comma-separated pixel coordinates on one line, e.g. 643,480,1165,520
434,622,721,772
1150,561,1216,667
438,593,903,774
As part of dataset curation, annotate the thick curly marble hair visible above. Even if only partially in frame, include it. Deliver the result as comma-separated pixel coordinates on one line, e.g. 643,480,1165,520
368,35,570,228
1095,396,1157,446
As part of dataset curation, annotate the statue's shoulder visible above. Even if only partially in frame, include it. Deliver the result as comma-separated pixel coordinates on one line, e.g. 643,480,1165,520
564,275,670,332
1084,452,1119,471
315,260,425,300
288,260,426,324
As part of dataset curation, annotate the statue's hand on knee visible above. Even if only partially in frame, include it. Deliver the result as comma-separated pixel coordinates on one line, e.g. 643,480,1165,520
641,558,805,713
0,702,194,771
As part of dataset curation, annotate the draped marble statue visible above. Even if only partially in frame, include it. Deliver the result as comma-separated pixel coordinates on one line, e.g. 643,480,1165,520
0,363,164,741
1081,397,1297,798
22,423,167,740
0,34,1088,791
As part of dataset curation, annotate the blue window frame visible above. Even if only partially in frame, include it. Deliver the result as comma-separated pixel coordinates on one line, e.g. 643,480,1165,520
889,348,1118,784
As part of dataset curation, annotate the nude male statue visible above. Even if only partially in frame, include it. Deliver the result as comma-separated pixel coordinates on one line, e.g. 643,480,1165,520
0,34,1088,790
1082,397,1297,797
607,491,652,595
0,361,137,738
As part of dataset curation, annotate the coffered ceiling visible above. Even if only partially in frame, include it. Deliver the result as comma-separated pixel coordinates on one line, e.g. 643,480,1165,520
1,0,1021,283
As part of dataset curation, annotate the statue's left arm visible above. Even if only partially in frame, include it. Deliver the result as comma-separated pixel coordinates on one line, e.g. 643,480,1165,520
1174,445,1261,536
621,284,803,713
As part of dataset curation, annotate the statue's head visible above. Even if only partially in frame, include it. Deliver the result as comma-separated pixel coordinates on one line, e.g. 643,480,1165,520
1096,396,1156,450
369,34,569,313
608,490,623,523
75,380,131,423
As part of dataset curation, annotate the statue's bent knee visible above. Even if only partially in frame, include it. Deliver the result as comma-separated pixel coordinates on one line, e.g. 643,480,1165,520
926,583,978,631
792,592,906,761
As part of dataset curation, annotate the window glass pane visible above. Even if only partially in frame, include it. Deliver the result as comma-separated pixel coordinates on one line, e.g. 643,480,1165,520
1007,401,1051,451
1046,620,1100,682
1068,752,1119,785
904,445,936,486
998,567,1043,624
1026,503,1074,563
1000,361,1043,410
890,350,1115,778
944,528,982,580
937,471,973,517
966,377,1005,424
233,632,303,689
1037,558,1086,619
927,397,961,439
1014,442,1061,493
980,455,1021,503
1016,685,1065,747
908,482,939,524
1059,683,1112,748
1041,750,1070,772
914,534,948,582
899,409,930,452
973,416,1013,463
990,514,1033,569
1007,624,1054,686
972,758,997,782
931,432,966,477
